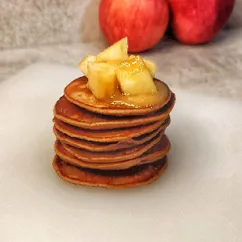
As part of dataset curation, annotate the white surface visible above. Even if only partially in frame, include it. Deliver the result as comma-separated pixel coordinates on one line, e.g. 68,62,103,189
0,63,242,242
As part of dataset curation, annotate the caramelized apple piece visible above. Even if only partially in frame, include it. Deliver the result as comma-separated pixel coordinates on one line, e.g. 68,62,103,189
144,59,156,77
103,60,123,69
87,62,118,100
96,37,128,61
129,55,156,77
78,55,96,76
117,56,157,96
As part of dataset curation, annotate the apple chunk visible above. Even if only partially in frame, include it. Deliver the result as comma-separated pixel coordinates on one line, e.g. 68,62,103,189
129,55,156,77
78,55,96,76
116,56,157,96
144,59,156,77
87,62,118,100
96,37,128,61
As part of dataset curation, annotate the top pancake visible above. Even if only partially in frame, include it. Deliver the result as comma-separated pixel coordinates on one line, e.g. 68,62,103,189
54,94,175,130
64,76,172,116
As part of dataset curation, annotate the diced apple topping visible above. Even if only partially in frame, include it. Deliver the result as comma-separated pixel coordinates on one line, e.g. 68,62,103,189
144,59,156,77
129,55,156,77
96,37,128,61
78,37,159,100
116,55,157,96
78,55,96,76
87,62,118,100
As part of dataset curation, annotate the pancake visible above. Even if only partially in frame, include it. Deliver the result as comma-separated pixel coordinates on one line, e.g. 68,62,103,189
54,135,170,170
54,94,175,130
61,131,163,163
64,76,172,116
53,156,168,188
53,124,165,152
54,118,165,143
53,118,169,152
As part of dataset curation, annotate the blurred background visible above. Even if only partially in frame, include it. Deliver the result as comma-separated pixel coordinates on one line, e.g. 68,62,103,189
1,0,242,98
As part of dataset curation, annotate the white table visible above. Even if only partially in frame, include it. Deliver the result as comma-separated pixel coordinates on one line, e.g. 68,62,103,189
0,63,241,242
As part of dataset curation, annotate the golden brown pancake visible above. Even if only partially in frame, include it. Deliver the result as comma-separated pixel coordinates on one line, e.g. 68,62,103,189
53,155,168,188
54,118,165,143
53,118,169,152
64,76,172,116
54,94,175,130
61,131,162,163
54,135,170,170
52,63,176,188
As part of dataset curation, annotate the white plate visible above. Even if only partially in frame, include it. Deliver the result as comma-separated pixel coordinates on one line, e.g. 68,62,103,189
0,63,242,242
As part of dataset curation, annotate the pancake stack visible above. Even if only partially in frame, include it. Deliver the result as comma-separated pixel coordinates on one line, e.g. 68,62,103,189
52,76,176,188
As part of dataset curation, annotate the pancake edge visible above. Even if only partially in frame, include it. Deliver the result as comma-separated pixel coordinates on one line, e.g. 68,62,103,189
64,77,173,117
54,135,170,170
61,131,163,163
52,156,168,189
52,120,168,152
53,118,165,143
53,94,175,130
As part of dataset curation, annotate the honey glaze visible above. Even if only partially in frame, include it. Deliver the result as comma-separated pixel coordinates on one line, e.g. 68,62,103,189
106,81,170,108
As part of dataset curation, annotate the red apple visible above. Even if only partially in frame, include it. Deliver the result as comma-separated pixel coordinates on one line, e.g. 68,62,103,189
99,0,169,53
169,0,235,44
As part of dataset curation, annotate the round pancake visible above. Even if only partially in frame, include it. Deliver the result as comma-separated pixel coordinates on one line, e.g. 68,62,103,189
53,117,170,152
61,131,162,163
54,94,175,130
54,118,165,143
52,156,168,188
64,76,172,116
54,135,170,170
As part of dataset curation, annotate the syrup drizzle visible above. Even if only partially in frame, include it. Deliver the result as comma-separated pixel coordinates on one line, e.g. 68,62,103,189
104,81,169,108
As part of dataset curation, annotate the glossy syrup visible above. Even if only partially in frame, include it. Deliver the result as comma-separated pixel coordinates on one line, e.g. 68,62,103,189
67,77,170,109
106,81,170,108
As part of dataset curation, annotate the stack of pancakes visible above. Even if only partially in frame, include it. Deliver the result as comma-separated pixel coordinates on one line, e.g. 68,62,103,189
52,76,175,188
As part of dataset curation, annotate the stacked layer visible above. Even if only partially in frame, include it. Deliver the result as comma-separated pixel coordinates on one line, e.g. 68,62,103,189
52,76,175,188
